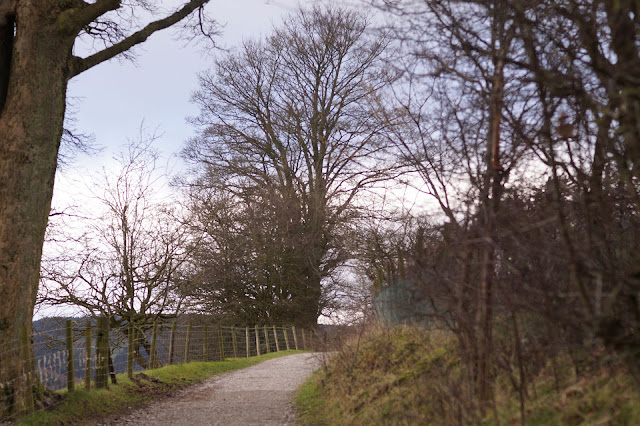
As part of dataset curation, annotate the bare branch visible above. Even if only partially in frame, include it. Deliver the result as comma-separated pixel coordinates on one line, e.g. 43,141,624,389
71,0,209,77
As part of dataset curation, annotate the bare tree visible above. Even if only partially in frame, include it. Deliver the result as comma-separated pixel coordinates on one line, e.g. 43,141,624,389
506,0,640,384
181,184,315,325
40,134,193,369
182,5,396,328
372,0,529,410
369,0,640,421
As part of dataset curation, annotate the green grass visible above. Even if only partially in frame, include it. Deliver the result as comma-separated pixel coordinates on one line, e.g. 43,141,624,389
295,371,331,425
17,350,305,425
295,326,640,425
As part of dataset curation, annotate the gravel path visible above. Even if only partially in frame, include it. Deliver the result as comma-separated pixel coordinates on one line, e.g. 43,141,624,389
103,353,324,426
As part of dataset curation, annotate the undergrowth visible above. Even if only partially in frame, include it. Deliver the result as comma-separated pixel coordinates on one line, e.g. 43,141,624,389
296,326,640,425
16,350,304,425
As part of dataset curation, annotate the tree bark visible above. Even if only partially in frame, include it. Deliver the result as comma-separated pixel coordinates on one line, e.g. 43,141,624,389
476,21,508,411
0,1,73,416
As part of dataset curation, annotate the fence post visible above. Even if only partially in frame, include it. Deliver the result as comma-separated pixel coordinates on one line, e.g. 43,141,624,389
303,328,309,350
108,348,117,385
150,322,158,369
168,320,177,365
218,326,225,361
65,320,75,392
203,325,209,362
20,325,35,414
273,325,280,352
41,356,49,391
263,325,270,353
95,317,109,389
245,327,250,357
127,322,134,379
231,326,238,358
36,358,44,399
184,322,192,363
255,325,261,356
292,326,299,350
284,326,290,350
84,320,92,390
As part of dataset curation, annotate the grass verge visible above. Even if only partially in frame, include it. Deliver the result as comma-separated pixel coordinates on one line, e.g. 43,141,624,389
295,326,640,425
296,370,331,425
296,326,459,425
17,350,305,425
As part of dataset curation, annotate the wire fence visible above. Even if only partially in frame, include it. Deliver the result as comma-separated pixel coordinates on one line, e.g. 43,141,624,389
1,319,322,422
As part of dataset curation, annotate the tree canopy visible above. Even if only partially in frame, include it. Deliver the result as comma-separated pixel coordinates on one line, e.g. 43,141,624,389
180,5,395,327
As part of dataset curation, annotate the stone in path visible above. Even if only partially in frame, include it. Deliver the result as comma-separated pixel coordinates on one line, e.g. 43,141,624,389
104,353,324,426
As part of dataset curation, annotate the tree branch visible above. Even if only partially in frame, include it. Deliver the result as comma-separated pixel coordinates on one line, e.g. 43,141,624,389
71,0,209,77
73,0,121,27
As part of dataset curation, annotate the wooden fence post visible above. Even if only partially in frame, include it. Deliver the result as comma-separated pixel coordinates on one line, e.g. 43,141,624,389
264,325,270,353
36,358,43,398
231,326,238,358
203,325,209,362
218,326,225,361
150,322,158,369
302,329,308,350
66,320,75,392
84,320,92,390
255,325,261,356
273,325,280,352
245,327,250,357
292,326,299,350
40,357,48,391
284,326,290,350
168,321,177,365
127,322,134,379
184,323,192,363
108,349,117,385
20,325,35,414
95,317,109,389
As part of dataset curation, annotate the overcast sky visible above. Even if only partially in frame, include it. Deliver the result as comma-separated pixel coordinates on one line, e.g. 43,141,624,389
54,0,306,205
52,0,427,214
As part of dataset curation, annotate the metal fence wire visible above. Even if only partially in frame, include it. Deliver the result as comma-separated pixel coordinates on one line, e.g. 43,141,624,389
0,320,317,421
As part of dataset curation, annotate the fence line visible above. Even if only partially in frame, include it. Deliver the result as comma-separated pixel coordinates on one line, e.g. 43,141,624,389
0,320,318,421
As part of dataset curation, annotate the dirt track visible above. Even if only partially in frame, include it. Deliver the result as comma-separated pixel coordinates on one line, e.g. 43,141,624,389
102,353,323,426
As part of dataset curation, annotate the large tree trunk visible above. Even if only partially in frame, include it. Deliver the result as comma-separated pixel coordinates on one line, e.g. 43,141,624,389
294,202,327,329
0,2,74,417
295,274,322,329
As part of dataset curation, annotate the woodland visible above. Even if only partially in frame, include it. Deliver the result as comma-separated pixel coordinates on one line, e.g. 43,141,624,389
0,0,639,421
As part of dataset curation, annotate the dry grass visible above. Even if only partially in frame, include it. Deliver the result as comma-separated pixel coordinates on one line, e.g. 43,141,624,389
296,325,640,425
